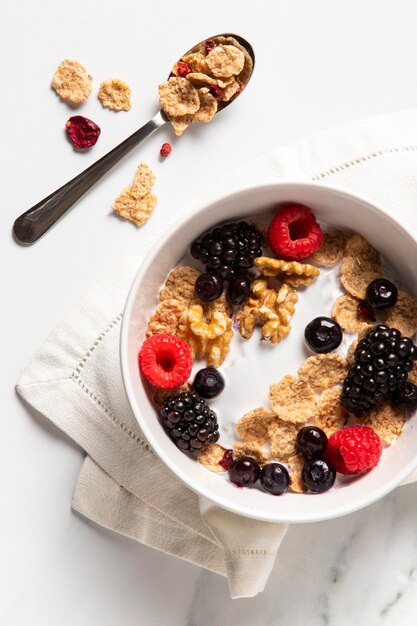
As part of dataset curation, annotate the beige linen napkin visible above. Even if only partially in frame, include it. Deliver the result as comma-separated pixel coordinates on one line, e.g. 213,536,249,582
17,107,417,599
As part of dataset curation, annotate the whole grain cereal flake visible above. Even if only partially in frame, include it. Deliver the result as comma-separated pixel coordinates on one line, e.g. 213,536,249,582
233,441,269,465
112,186,157,226
132,162,156,198
98,78,131,111
268,419,298,461
346,339,358,366
316,387,349,435
298,354,348,391
383,289,417,338
206,44,245,78
332,293,374,333
312,230,347,266
269,375,317,424
360,402,406,444
235,407,277,444
146,298,184,337
287,454,307,493
51,59,92,104
340,234,382,300
409,361,417,385
186,72,217,88
158,77,200,118
159,266,201,304
198,443,229,473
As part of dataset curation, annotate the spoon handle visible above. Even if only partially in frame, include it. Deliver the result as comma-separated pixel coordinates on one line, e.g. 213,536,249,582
13,111,166,244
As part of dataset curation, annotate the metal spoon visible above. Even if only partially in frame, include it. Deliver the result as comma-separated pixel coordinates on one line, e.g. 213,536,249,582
13,34,255,245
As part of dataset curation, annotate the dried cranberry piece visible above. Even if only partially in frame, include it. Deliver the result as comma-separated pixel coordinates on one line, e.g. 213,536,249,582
176,62,192,77
219,449,233,470
65,116,101,149
160,143,172,158
205,39,216,54
209,85,225,99
357,300,376,322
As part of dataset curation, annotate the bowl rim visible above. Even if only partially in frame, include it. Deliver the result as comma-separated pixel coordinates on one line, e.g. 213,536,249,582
120,180,417,523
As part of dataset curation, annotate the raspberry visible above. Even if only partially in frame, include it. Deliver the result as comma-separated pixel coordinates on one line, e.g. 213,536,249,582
138,334,192,389
267,205,323,261
176,62,192,77
209,85,225,99
160,143,172,158
326,425,382,475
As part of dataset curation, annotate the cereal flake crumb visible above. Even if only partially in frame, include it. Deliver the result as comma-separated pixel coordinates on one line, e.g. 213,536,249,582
332,293,374,333
233,441,269,465
132,162,156,198
268,419,298,460
269,375,317,424
383,290,417,338
235,407,276,444
340,234,382,300
198,443,228,473
361,402,406,444
51,59,92,104
298,354,348,391
98,78,131,111
112,186,157,226
312,230,347,265
317,387,349,435
288,454,307,493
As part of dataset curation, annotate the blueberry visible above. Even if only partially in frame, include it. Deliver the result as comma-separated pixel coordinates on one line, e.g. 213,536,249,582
194,273,223,301
301,458,336,493
296,426,328,458
260,463,290,495
190,241,202,259
226,275,251,306
366,278,398,310
304,317,343,353
193,368,225,399
392,382,417,410
228,457,260,487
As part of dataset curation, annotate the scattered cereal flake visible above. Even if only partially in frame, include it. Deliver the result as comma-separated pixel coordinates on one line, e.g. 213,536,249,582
186,72,217,88
158,77,200,117
153,381,192,407
235,407,277,444
51,59,92,104
317,387,349,435
269,375,317,424
132,162,155,198
312,230,347,266
383,290,417,338
340,234,382,300
233,441,269,465
409,361,417,385
254,257,320,287
193,89,217,123
160,266,201,304
112,186,157,226
181,52,209,74
146,298,184,337
361,402,406,444
298,354,348,391
206,44,245,78
288,454,307,493
268,419,298,460
347,339,358,366
198,443,228,473
332,293,374,333
98,78,131,111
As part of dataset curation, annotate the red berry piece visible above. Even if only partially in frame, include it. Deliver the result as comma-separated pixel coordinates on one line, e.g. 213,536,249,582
209,85,225,99
160,142,172,158
65,115,101,149
219,449,233,470
267,205,323,261
138,334,192,389
176,61,192,77
357,300,376,322
205,39,216,54
326,425,382,475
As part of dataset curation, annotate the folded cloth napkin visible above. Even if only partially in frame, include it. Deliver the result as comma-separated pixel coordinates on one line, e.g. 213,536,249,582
17,107,417,599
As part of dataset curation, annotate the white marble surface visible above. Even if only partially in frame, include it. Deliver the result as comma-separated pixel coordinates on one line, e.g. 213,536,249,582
2,0,417,623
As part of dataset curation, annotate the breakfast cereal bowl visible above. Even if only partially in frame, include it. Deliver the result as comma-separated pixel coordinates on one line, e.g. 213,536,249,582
120,182,417,523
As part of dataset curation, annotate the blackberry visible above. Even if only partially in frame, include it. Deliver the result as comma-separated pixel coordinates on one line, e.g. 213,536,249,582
341,324,417,416
159,392,219,455
190,221,263,284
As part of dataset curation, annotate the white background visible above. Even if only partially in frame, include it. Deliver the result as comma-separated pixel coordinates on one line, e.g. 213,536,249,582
2,1,417,624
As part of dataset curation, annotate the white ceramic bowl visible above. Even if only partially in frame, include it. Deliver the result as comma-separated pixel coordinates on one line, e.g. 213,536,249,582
120,182,417,523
